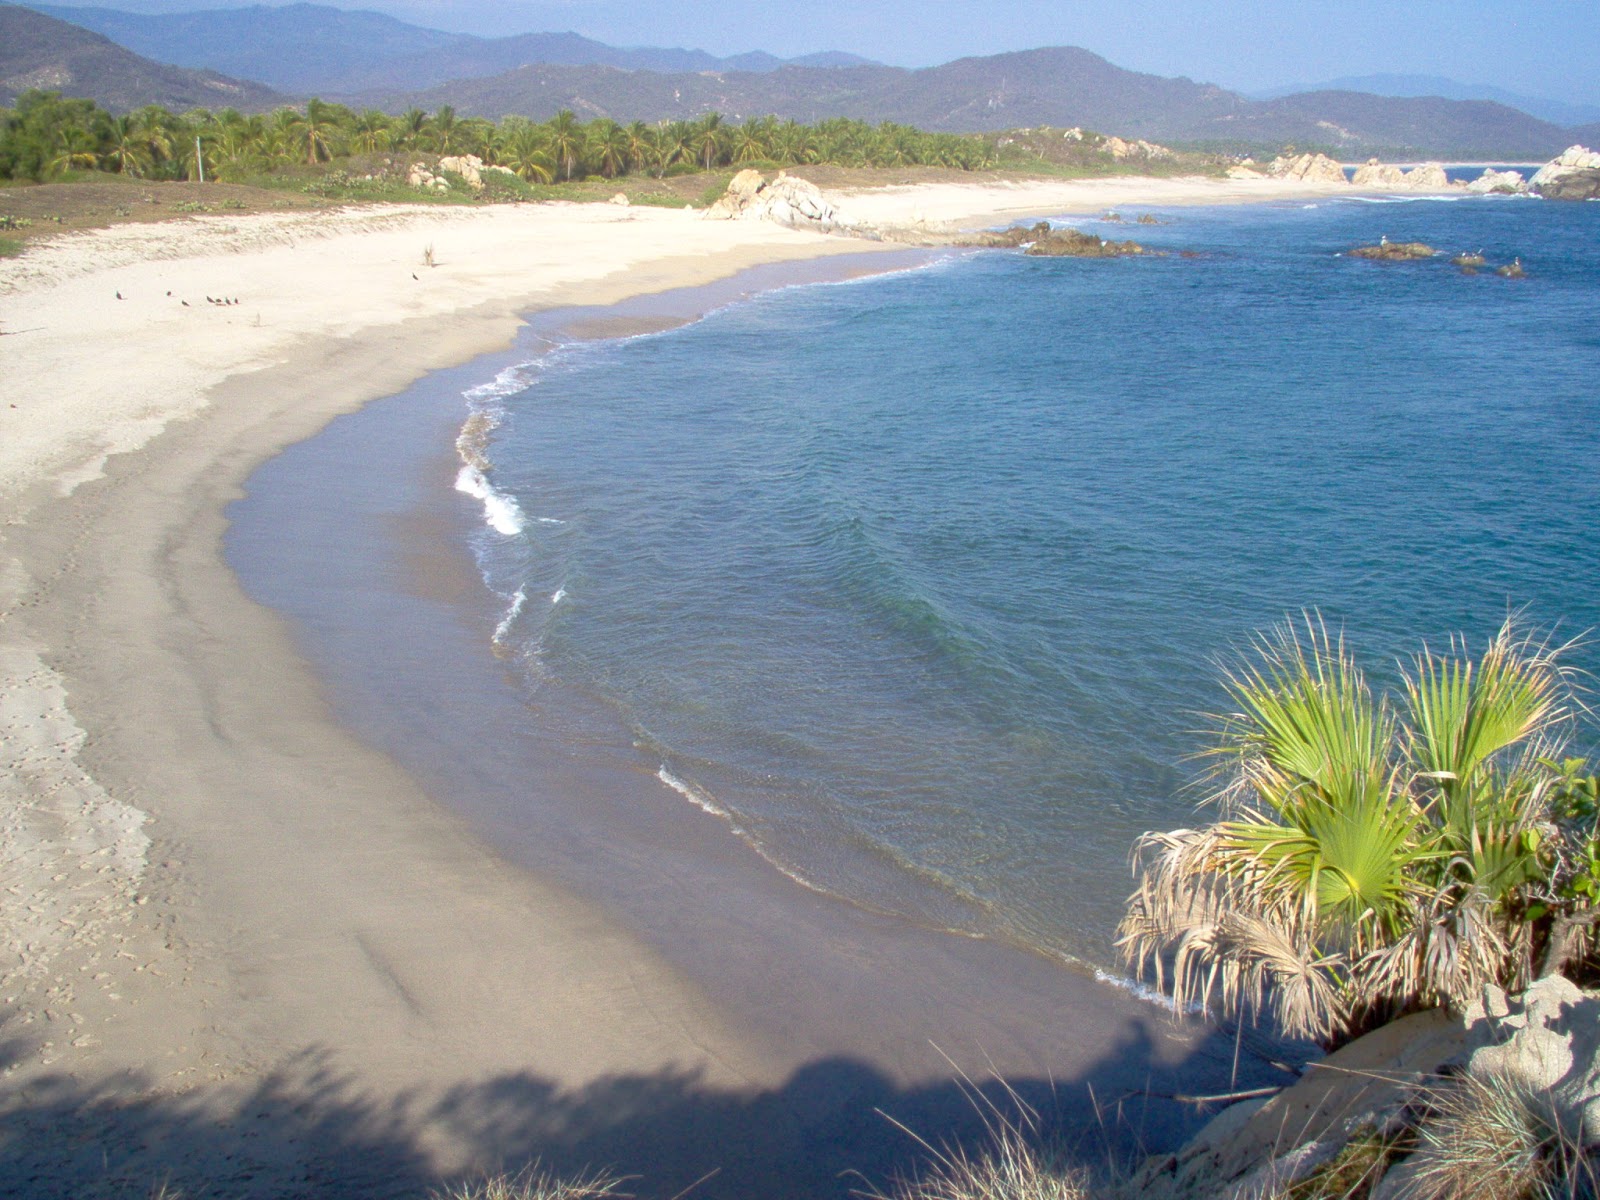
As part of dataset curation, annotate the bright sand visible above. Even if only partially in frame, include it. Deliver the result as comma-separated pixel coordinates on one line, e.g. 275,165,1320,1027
0,175,1352,1196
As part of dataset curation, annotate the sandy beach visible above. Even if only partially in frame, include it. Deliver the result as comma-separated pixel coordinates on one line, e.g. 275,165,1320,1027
0,175,1347,1197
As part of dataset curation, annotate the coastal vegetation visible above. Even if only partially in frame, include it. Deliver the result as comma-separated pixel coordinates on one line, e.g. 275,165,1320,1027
0,89,1155,190
1119,616,1600,1050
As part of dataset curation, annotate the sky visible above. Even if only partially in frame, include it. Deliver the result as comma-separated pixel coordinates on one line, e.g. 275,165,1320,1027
38,0,1600,105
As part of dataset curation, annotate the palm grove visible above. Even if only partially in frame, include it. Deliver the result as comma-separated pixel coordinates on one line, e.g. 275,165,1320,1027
0,91,1007,184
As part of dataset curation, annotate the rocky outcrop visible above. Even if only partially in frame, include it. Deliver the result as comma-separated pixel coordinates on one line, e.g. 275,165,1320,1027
970,222,1147,257
1123,1010,1464,1200
1348,240,1436,260
1536,168,1600,201
1531,144,1600,199
1226,164,1265,179
704,169,846,232
1126,976,1600,1200
1268,152,1346,184
1461,975,1600,1138
1350,159,1450,190
1103,135,1176,161
408,154,515,192
1465,167,1528,194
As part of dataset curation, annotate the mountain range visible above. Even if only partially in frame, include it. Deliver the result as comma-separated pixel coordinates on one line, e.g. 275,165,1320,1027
25,2,878,93
3,2,1596,159
1252,73,1600,129
0,4,284,111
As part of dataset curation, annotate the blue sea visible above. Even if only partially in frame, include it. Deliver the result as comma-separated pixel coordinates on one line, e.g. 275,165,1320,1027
239,192,1600,986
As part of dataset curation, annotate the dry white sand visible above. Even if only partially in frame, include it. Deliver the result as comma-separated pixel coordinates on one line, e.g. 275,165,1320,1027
0,175,1375,1195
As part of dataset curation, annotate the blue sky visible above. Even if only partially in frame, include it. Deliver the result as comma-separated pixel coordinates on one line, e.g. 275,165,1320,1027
42,0,1600,104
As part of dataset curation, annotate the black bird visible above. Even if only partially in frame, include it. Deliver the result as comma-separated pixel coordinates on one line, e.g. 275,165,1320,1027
166,290,172,296
412,273,419,281
181,300,190,307
115,290,123,300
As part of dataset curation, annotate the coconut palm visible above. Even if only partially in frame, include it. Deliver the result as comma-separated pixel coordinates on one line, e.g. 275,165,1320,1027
588,118,629,178
623,121,655,174
1118,616,1578,1047
101,113,153,177
351,108,392,154
546,109,582,181
692,112,724,170
498,119,553,183
46,126,99,176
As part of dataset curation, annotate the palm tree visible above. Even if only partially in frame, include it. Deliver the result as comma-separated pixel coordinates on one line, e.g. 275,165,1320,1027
654,121,691,178
692,112,724,170
498,119,553,183
298,98,341,164
732,119,768,164
351,108,392,154
546,109,582,181
588,118,629,178
46,126,99,177
429,104,461,154
623,121,655,174
1118,616,1579,1048
101,113,153,177
393,107,428,151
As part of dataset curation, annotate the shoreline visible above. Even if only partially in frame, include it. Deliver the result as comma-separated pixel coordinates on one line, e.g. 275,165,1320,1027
0,176,1354,1195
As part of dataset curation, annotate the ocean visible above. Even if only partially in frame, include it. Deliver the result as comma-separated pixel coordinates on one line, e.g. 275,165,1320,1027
229,191,1600,994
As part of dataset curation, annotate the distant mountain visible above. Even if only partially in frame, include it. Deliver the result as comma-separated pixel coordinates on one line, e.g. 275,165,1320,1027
372,47,1577,159
21,2,880,94
1252,73,1600,129
0,4,284,111
1188,90,1570,160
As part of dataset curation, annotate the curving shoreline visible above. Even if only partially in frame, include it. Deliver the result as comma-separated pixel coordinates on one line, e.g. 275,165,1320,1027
0,176,1350,1195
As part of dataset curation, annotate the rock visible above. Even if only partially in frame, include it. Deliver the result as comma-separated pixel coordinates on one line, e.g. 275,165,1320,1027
1536,167,1600,201
1530,144,1600,198
1351,161,1408,188
608,192,630,206
1465,167,1528,194
1122,1010,1464,1200
1104,135,1176,161
1496,259,1527,277
1025,227,1145,257
1268,152,1347,184
1351,161,1449,190
1348,240,1436,260
1226,165,1265,179
704,170,845,231
1402,162,1449,190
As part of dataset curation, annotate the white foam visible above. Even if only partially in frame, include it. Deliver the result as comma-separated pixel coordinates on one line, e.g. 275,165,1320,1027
491,587,527,645
454,464,526,536
1093,967,1205,1014
551,587,567,604
463,360,542,403
657,765,734,822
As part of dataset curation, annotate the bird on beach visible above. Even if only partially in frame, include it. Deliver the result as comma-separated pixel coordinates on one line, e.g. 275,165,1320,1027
181,300,190,307
115,290,123,300
412,273,419,281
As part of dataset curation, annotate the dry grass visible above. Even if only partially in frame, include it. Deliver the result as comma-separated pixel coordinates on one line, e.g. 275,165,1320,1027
429,1163,630,1200
860,1122,1096,1200
1403,1072,1591,1200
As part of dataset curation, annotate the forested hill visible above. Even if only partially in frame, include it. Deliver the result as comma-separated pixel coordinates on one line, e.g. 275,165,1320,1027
0,6,284,112
378,48,1578,159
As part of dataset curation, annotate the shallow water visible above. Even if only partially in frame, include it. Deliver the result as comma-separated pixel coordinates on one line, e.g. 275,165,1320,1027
456,195,1600,970
229,194,1600,996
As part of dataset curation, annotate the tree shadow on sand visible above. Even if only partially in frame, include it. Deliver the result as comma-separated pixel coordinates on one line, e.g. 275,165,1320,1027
0,1016,1304,1200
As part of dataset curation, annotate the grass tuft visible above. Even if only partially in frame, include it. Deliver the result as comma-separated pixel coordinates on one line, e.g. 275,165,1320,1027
0,235,23,257
429,1164,629,1200
861,1121,1095,1200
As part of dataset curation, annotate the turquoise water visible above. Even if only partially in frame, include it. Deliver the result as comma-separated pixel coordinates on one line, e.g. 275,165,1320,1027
457,194,1600,970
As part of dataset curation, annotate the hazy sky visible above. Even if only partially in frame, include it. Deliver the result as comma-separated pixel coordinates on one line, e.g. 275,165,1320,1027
40,0,1600,104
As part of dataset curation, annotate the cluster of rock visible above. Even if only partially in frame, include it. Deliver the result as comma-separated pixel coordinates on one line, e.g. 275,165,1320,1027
407,154,517,193
704,169,848,232
1348,239,1437,261
1103,135,1176,161
1531,144,1600,200
967,221,1148,257
1351,159,1450,190
1465,167,1529,194
1123,974,1600,1200
1267,152,1347,183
